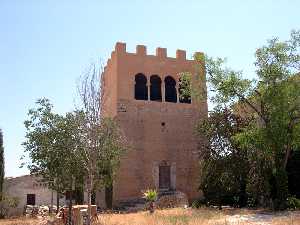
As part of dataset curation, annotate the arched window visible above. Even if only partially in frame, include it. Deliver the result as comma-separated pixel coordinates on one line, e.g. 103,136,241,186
135,73,148,100
150,75,162,101
179,76,191,104
165,76,177,103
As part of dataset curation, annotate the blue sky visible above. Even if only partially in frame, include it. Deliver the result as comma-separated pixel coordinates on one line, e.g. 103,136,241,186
0,0,299,177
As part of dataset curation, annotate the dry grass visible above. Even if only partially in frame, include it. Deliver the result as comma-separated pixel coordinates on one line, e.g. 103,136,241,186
99,208,222,225
0,217,44,225
98,208,300,225
0,208,299,225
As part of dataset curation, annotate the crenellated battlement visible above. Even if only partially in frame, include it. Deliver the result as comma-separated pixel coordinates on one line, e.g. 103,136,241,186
112,42,203,61
103,42,204,73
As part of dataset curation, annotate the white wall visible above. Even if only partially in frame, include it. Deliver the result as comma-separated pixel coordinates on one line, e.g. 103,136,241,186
4,175,108,216
4,175,65,216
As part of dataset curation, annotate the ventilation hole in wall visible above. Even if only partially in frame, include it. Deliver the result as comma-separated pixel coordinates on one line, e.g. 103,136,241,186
161,122,165,127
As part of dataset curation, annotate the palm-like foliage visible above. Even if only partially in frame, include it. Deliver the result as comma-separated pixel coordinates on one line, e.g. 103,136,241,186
143,189,157,202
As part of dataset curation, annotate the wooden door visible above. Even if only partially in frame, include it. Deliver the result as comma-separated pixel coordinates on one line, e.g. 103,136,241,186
159,165,170,189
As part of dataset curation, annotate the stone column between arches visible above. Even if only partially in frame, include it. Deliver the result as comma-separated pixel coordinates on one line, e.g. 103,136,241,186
162,80,165,102
176,84,179,103
147,78,150,101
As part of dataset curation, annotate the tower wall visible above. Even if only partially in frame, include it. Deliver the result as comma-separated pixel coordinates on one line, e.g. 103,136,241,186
101,43,208,204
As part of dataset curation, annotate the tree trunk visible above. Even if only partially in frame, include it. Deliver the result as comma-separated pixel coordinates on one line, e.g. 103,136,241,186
105,184,113,209
238,175,247,207
56,192,60,214
149,201,155,213
50,190,53,214
283,145,292,170
68,190,72,225
86,173,93,225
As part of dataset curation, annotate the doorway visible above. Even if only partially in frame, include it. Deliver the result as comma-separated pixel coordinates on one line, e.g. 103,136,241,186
27,194,36,205
159,165,171,190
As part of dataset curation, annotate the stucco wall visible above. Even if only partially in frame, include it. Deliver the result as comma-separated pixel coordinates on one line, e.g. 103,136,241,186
101,43,207,205
3,175,65,216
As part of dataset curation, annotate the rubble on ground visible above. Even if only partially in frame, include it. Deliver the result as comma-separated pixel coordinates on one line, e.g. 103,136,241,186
156,191,189,209
24,205,62,217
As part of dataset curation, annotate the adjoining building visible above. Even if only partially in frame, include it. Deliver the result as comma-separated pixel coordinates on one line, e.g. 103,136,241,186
4,175,63,216
100,43,207,206
4,175,105,216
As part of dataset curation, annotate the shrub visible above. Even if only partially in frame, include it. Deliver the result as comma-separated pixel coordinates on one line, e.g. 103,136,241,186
143,189,157,214
287,196,300,210
246,196,256,208
143,189,157,202
0,195,20,218
191,199,206,208
272,168,289,210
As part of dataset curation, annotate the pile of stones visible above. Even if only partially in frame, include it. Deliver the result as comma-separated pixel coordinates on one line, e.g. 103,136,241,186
24,205,39,217
24,205,59,217
155,191,189,209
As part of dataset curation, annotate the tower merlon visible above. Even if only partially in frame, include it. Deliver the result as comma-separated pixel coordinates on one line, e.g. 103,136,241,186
176,50,186,60
115,42,126,53
136,45,147,56
156,47,167,59
111,42,203,62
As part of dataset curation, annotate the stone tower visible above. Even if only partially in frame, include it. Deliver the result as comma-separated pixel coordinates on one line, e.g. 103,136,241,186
101,43,207,206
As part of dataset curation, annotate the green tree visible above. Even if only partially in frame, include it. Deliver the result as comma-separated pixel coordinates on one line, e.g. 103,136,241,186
199,30,300,209
198,108,250,208
23,98,86,214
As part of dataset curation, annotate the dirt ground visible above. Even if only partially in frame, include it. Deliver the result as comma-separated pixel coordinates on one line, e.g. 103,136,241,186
0,208,299,225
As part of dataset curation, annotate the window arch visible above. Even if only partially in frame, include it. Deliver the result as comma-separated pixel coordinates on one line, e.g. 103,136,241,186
179,76,191,104
135,73,148,100
150,75,162,101
165,76,177,103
